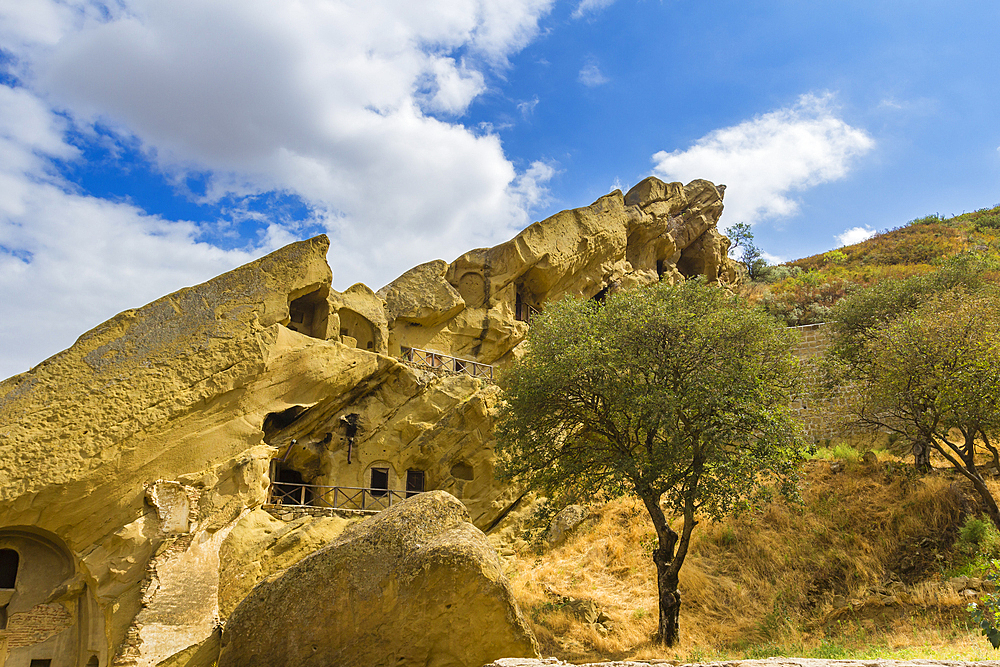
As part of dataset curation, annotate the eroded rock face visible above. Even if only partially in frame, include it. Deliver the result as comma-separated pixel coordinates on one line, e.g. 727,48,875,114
219,491,539,667
0,177,734,665
379,177,736,364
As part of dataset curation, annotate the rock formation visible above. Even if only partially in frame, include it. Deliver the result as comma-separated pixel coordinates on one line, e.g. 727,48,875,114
219,491,538,667
0,177,735,666
379,177,735,364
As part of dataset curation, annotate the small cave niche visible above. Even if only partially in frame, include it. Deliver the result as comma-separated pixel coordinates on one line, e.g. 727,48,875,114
287,289,329,339
262,406,308,443
514,280,541,322
450,461,474,481
457,272,488,309
591,284,610,304
675,251,701,279
339,308,376,351
656,259,666,280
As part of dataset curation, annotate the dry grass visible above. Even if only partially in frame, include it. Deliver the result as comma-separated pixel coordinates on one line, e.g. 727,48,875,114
503,459,1000,662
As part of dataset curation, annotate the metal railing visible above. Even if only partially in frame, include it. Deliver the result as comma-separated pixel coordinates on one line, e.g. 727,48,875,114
400,347,494,380
268,482,419,511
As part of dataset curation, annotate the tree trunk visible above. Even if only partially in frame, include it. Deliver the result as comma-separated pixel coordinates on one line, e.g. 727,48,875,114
653,544,681,645
912,440,931,473
640,489,698,647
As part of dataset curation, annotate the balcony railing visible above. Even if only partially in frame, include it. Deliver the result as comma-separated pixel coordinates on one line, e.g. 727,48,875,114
268,482,419,511
399,347,494,380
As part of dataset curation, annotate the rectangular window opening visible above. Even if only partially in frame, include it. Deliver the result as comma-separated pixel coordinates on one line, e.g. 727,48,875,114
370,468,389,497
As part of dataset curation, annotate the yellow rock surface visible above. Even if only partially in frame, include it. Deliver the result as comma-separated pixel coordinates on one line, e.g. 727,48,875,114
380,177,736,363
218,491,538,667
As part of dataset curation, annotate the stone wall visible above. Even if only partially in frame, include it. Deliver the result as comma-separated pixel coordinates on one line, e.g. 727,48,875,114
789,323,862,442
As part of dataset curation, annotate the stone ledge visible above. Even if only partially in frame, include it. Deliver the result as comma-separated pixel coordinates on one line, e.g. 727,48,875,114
261,504,376,522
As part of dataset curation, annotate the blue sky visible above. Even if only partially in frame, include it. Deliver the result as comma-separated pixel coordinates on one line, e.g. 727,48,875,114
1,0,999,379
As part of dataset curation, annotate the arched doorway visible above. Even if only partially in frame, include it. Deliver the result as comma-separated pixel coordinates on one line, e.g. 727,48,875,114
0,528,105,666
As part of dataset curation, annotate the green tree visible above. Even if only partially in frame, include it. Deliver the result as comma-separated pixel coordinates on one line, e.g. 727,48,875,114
495,280,803,646
830,290,1000,531
827,254,996,470
727,222,768,280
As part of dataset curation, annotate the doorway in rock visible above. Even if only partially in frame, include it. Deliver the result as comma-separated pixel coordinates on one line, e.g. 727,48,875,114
370,467,389,497
405,470,425,498
0,548,17,589
270,464,312,505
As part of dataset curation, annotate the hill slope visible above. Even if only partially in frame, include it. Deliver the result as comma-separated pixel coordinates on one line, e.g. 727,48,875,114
751,205,1000,325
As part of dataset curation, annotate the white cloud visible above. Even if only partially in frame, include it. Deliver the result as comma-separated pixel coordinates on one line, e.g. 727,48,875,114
572,0,616,19
0,0,557,377
517,96,540,117
578,62,609,87
0,85,265,378
836,225,876,246
652,93,874,226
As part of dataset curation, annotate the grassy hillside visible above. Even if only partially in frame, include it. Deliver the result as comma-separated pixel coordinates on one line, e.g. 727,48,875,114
749,205,1000,325
502,448,1000,663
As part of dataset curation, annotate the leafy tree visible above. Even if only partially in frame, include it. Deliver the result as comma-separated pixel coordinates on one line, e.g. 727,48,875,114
727,222,768,280
827,254,997,471
830,289,1000,529
495,280,803,646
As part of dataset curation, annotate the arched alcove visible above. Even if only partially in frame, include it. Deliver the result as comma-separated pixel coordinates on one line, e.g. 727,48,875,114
339,308,376,351
0,527,105,667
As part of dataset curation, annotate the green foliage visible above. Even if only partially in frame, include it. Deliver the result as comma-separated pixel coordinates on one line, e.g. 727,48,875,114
727,222,769,281
495,279,804,517
969,560,1000,649
827,253,997,364
958,517,1000,561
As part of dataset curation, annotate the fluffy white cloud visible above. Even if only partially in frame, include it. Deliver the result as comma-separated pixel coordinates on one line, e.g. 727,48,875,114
652,93,874,226
578,62,609,87
0,0,556,377
0,85,268,378
572,0,617,19
836,225,876,246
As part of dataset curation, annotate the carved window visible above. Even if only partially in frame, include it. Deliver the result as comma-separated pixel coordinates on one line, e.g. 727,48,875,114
0,549,18,589
370,467,389,497
30,661,52,667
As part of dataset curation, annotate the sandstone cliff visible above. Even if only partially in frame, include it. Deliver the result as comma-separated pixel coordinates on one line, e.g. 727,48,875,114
0,177,735,666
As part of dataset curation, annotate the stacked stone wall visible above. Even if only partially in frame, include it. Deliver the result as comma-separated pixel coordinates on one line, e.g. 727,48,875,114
789,323,863,442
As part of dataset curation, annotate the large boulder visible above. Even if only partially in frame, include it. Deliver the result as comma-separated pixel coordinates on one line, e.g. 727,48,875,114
219,490,539,667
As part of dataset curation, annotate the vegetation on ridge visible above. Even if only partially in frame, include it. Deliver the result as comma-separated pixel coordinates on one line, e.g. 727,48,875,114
738,204,1000,325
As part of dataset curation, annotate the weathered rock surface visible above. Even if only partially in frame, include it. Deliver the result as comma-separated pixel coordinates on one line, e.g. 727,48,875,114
217,508,359,618
380,177,736,364
219,491,539,667
545,504,590,546
0,177,735,665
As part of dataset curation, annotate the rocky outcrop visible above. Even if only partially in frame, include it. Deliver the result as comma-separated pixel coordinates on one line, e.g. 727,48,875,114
0,177,734,665
379,177,736,364
545,505,590,547
219,491,539,667
217,508,360,619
